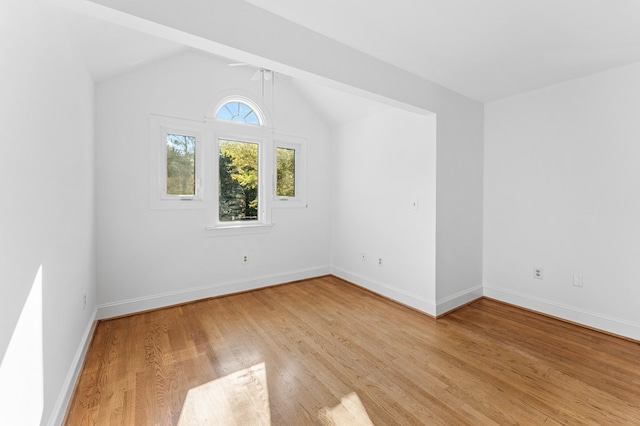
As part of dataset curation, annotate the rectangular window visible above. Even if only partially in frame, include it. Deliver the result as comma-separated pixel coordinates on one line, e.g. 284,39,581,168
150,115,204,209
273,135,307,208
208,121,272,235
219,139,259,222
166,133,196,196
276,147,295,197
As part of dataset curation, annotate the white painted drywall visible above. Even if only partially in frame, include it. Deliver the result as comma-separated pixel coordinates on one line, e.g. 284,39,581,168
331,110,438,314
434,99,485,314
95,51,332,315
0,1,96,424
484,62,640,339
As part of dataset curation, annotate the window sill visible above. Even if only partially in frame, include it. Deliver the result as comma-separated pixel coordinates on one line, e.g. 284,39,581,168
205,222,274,237
151,197,205,210
272,198,308,209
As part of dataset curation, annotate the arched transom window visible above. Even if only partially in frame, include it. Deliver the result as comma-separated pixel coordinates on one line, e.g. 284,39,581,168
215,100,262,125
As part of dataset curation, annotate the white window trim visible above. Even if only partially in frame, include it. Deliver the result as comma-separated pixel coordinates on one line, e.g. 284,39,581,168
150,114,207,210
204,221,275,237
150,92,306,235
205,120,274,234
273,133,308,209
213,98,264,126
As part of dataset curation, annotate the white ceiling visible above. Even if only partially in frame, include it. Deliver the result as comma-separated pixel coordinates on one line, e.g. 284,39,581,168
55,8,187,83
52,7,393,128
245,0,640,102
52,0,640,120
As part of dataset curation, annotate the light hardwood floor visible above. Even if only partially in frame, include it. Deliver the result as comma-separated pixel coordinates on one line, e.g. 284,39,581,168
65,276,640,425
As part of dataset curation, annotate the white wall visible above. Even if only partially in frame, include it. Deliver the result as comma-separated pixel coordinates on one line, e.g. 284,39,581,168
484,62,640,340
331,110,438,314
435,99,485,314
0,1,96,424
95,51,332,316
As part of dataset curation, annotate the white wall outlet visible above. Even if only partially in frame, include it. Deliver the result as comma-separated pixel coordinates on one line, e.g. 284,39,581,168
572,274,583,287
242,255,249,264
83,292,87,310
410,197,419,210
378,257,383,266
361,253,366,262
533,268,543,279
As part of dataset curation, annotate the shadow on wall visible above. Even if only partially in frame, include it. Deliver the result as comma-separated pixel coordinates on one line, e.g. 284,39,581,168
0,265,44,425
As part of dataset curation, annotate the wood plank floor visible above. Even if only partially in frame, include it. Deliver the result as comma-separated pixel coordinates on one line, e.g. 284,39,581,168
65,276,640,425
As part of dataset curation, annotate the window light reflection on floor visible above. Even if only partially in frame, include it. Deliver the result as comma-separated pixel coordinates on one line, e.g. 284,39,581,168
177,361,374,425
177,362,270,425
318,392,374,426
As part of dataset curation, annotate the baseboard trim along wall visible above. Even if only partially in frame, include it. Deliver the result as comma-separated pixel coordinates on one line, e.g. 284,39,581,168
435,285,484,317
331,267,437,316
97,266,331,320
483,285,640,341
48,308,97,426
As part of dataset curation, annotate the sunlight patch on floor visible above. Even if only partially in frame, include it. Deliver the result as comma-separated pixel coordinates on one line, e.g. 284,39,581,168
178,362,270,425
318,392,374,426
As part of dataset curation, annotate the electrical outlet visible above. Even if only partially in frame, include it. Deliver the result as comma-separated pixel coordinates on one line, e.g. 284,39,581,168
242,255,249,264
378,257,383,267
361,253,366,262
533,268,543,279
83,292,87,310
572,274,583,287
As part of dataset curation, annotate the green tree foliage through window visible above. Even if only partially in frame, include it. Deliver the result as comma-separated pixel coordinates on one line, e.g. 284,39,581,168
166,133,196,195
276,147,295,197
219,140,259,221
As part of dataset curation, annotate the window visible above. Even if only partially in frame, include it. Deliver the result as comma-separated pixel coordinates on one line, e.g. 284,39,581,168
209,96,271,232
150,94,306,232
215,101,261,125
276,147,295,197
273,135,307,208
150,115,204,209
166,133,196,196
219,139,259,222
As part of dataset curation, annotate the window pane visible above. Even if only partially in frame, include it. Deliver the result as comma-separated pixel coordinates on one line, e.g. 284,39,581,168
276,147,295,197
245,111,259,125
215,101,261,125
219,139,259,221
166,133,196,195
238,102,252,118
216,106,233,121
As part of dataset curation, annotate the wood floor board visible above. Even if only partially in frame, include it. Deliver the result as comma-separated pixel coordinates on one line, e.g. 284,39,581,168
65,276,640,425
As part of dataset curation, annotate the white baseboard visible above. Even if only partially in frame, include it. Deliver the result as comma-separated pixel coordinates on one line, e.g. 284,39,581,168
436,285,483,316
48,307,97,426
97,266,331,319
331,267,437,316
484,285,640,341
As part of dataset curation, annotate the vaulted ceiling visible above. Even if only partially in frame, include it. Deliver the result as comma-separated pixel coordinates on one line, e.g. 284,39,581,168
51,0,640,119
245,0,640,102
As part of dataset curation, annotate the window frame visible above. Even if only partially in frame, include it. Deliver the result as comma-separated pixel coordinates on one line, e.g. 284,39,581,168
150,115,206,209
150,93,306,234
273,133,308,209
211,94,266,126
206,119,274,234
215,100,263,125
